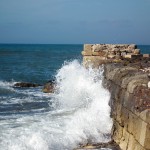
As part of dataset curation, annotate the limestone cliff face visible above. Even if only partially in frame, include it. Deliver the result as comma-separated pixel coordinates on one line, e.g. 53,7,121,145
104,63,150,150
82,44,150,150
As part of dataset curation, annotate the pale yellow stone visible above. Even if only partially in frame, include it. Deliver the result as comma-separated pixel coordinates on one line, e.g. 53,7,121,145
112,121,123,144
108,54,115,59
140,123,150,149
127,134,136,150
119,128,130,150
134,143,145,150
139,109,150,124
148,81,150,89
83,56,108,68
124,54,132,58
84,44,92,52
133,49,140,54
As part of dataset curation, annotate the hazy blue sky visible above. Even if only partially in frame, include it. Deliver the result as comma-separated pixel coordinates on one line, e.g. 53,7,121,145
0,0,150,44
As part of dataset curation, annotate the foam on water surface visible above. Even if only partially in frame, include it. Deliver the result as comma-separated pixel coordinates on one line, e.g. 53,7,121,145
0,60,112,150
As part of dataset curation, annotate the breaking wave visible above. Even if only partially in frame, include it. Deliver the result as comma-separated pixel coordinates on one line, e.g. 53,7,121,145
0,60,112,150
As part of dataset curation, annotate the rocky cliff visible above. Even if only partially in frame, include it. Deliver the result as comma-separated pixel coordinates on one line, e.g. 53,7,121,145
82,44,150,150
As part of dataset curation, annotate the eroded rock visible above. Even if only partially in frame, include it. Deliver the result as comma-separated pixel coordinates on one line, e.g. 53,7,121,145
14,82,41,88
42,80,55,93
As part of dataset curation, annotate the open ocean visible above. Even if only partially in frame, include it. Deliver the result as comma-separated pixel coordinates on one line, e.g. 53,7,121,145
0,44,150,150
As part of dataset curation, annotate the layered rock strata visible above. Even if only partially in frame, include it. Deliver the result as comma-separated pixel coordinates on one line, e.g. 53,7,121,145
82,44,150,150
104,63,150,150
82,44,147,68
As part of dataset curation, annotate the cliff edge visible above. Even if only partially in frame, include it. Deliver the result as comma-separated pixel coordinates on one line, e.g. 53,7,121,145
82,44,150,150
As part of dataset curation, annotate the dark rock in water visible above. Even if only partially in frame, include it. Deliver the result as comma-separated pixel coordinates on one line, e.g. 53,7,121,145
14,82,42,88
42,80,55,93
75,140,121,150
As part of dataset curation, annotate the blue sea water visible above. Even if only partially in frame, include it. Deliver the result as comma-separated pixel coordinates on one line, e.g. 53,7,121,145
0,44,149,83
0,44,149,150
137,45,150,54
0,44,82,84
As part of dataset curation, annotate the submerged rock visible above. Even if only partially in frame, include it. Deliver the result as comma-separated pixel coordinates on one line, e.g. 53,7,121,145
14,82,42,88
42,80,55,93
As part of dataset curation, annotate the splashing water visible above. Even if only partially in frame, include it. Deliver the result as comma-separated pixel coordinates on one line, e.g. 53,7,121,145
0,60,112,150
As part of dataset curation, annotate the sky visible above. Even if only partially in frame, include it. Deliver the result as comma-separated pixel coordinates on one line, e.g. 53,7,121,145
0,0,150,44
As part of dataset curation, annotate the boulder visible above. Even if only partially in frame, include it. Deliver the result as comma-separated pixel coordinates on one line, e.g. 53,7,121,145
133,49,140,54
42,80,55,93
14,82,41,88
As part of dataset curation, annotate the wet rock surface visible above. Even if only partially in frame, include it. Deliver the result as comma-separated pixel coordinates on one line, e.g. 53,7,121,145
82,44,150,150
104,62,150,150
75,140,121,150
13,82,42,88
42,80,55,93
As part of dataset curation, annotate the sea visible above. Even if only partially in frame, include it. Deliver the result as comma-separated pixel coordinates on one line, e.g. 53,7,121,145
0,44,150,150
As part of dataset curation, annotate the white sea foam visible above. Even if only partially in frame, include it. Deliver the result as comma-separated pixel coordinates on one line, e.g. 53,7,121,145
0,60,113,150
0,80,16,91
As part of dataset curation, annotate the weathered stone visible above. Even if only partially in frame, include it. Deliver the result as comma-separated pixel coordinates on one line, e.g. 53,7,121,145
84,44,92,52
139,109,150,124
108,54,116,59
113,48,120,52
115,55,122,60
112,121,123,144
124,54,142,59
120,49,128,52
133,86,150,112
128,111,140,135
14,82,41,88
139,122,150,149
120,107,130,130
121,52,127,57
82,44,150,150
42,81,55,93
121,74,148,89
148,81,150,88
106,66,138,87
134,143,145,150
124,54,132,58
81,51,92,56
133,49,140,54
143,54,150,58
92,44,107,52
127,134,136,150
92,51,106,56
127,78,148,93
113,44,129,49
83,44,93,57
145,128,150,149
119,128,130,150
116,104,123,125
128,44,137,50
83,56,108,68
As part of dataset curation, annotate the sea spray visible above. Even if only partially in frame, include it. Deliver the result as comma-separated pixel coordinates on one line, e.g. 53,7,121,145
0,60,112,150
54,60,113,148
